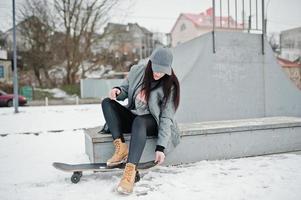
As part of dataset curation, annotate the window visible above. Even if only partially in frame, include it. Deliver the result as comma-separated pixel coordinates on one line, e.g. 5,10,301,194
180,23,186,31
0,65,4,78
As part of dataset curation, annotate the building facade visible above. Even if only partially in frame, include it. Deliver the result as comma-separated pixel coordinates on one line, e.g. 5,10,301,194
93,23,164,61
170,8,243,47
0,59,12,84
280,27,301,62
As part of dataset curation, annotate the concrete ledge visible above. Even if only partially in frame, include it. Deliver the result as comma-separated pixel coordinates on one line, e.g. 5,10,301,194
84,116,301,165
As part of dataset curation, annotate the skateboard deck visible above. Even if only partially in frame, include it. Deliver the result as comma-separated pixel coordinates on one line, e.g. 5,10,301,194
53,161,157,183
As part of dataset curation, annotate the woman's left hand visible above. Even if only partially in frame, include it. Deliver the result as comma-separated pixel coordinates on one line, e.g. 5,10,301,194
155,151,165,165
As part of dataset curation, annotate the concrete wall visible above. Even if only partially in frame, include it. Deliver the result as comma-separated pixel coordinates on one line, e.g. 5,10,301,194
172,31,301,123
85,116,301,164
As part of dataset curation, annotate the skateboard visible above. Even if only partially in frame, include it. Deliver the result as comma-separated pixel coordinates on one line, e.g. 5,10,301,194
53,161,157,184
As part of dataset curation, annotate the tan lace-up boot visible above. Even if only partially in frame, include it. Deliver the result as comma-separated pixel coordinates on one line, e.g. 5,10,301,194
117,163,137,194
107,138,128,167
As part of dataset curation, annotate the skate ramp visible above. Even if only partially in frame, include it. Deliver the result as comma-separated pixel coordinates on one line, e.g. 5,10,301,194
172,31,301,123
83,32,301,165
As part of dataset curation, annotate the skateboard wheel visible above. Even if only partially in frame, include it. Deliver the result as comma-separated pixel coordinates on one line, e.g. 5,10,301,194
135,171,140,183
71,172,82,184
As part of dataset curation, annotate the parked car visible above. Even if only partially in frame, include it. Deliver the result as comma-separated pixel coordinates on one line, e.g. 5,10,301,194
0,90,27,107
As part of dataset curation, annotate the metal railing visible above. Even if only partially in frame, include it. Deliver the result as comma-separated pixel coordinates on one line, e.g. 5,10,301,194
212,0,266,54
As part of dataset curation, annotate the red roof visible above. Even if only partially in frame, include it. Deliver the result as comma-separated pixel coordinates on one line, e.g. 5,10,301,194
277,57,301,68
170,8,242,33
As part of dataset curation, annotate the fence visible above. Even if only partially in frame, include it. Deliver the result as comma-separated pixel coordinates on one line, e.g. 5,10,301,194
211,0,266,54
80,78,123,99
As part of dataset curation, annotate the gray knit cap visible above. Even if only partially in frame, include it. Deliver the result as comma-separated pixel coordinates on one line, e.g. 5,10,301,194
149,47,173,75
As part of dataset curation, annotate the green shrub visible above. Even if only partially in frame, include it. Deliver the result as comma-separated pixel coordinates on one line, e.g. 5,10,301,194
33,89,54,100
60,84,80,96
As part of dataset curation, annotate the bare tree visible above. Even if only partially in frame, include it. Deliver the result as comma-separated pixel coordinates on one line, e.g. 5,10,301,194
18,0,58,87
54,0,119,84
94,23,142,72
268,32,280,53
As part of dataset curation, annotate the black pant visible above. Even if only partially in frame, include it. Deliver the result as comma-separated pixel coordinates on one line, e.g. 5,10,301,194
101,97,158,165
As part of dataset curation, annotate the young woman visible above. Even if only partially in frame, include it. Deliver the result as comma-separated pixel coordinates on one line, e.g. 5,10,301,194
101,47,181,194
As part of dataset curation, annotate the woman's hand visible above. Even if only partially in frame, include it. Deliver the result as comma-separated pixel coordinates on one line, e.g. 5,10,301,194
155,151,165,165
109,88,121,100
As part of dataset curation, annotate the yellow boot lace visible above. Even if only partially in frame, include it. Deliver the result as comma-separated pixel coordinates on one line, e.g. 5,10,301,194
122,164,136,183
114,140,121,155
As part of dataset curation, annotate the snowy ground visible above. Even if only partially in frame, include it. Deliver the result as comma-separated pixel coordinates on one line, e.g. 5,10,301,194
0,104,301,200
0,104,103,135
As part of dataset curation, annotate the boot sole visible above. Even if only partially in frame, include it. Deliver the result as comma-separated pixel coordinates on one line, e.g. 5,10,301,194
116,186,132,195
106,156,128,167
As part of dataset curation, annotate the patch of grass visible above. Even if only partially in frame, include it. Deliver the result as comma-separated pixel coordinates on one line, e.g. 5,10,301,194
33,90,54,100
60,84,80,96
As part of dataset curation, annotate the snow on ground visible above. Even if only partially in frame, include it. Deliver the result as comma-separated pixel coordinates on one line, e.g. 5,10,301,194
34,88,72,98
0,104,301,200
0,104,103,135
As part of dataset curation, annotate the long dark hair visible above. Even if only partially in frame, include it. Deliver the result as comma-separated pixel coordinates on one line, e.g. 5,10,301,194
141,60,180,111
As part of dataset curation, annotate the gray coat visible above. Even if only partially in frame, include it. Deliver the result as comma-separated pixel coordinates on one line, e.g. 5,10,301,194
114,63,181,154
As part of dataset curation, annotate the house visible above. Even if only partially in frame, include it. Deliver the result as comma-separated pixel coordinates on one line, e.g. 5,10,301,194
0,50,12,84
277,56,301,90
280,27,301,62
170,8,243,47
1,17,41,52
0,59,12,84
0,31,5,49
93,23,164,66
0,49,7,59
102,22,154,58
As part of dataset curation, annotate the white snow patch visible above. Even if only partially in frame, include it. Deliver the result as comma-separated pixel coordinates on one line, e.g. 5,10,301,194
1,105,301,200
34,88,72,98
0,104,103,134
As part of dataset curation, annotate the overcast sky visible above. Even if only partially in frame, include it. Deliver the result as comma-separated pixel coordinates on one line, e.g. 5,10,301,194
0,0,300,35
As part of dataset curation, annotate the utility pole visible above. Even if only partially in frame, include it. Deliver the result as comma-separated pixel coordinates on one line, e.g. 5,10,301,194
12,0,19,113
139,38,142,60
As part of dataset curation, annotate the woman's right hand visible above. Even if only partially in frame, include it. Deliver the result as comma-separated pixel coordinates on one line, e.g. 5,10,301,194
109,88,121,100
